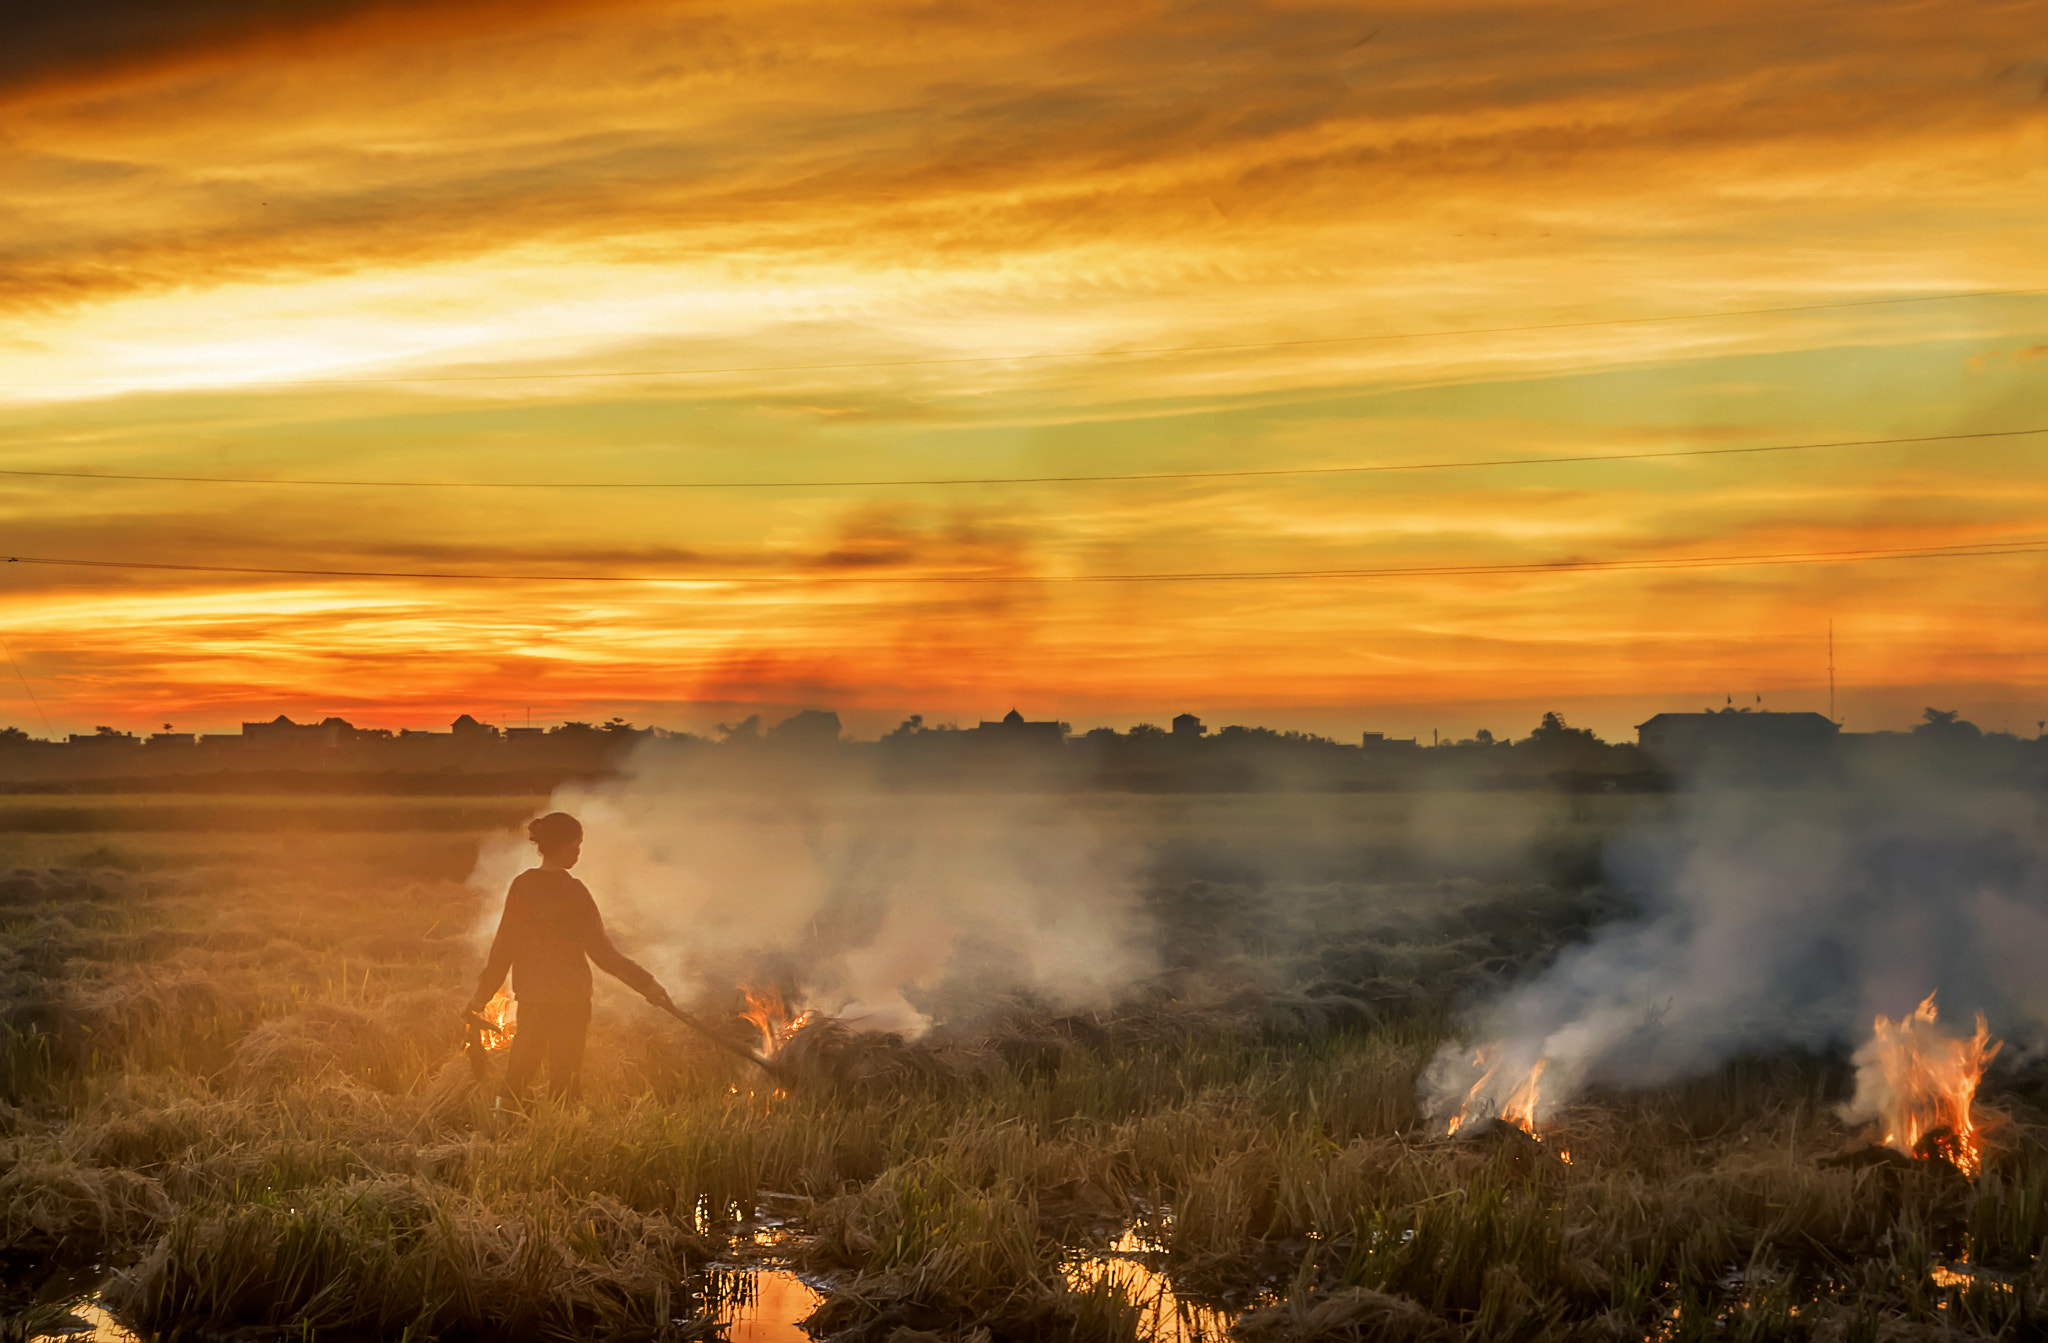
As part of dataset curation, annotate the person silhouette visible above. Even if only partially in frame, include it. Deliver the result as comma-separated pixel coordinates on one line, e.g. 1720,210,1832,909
466,811,675,1110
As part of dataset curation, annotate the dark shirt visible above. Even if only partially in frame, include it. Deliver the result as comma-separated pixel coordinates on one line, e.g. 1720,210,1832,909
472,867,658,1007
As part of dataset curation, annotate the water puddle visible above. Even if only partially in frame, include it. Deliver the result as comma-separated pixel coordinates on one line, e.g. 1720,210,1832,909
22,1299,138,1343
8,1207,1251,1343
699,1247,1248,1343
1063,1227,1265,1342
703,1267,826,1342
700,1200,1258,1343
11,1275,825,1343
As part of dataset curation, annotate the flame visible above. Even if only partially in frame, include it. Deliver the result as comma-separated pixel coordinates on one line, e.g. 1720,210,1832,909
1444,1048,1498,1136
1441,1044,1564,1162
739,985,815,1058
1859,992,2000,1175
1444,1046,1562,1155
1500,1057,1547,1131
476,986,517,1052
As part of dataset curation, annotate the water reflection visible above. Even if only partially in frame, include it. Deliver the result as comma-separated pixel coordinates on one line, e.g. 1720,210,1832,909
16,1224,1245,1343
25,1300,138,1343
1063,1229,1252,1343
14,1275,823,1343
704,1266,825,1342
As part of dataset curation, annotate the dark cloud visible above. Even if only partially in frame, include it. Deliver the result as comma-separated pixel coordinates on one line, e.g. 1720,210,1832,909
0,491,1047,594
0,0,606,96
1,2,393,92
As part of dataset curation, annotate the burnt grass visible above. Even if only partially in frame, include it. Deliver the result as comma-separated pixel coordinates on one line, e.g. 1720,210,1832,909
0,811,2046,1341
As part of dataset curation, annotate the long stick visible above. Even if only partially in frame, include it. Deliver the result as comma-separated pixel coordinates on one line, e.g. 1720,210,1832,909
654,1001,796,1088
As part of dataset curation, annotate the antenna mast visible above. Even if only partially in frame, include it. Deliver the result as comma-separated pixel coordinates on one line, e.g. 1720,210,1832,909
1828,619,1836,723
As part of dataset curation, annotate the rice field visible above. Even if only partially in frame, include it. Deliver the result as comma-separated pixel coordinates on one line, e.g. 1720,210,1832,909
1,791,2044,1341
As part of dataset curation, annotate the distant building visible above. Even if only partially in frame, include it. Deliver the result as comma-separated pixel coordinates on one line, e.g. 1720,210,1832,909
1171,713,1206,738
243,715,357,749
69,727,139,748
0,708,677,780
1360,731,1421,752
972,708,1066,747
1635,710,1838,778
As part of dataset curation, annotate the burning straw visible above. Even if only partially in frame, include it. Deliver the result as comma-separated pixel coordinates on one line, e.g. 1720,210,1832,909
724,984,994,1096
1839,992,2001,1175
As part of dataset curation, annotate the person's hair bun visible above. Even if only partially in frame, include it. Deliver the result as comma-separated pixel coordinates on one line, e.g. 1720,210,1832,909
528,811,583,850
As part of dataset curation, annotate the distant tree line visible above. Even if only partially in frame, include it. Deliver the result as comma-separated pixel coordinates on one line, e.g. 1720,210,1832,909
1,704,2041,793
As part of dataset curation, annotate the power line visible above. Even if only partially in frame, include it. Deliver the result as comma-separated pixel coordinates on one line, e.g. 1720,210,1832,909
13,285,2046,392
0,629,55,738
5,426,2042,491
7,536,2045,588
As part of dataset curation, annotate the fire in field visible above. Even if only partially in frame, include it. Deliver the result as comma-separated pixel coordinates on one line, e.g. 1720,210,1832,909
4,766,2048,1342
1845,994,2002,1177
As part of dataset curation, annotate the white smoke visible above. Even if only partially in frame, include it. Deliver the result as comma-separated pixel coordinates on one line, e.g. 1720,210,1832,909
468,742,1156,1035
1422,777,2048,1123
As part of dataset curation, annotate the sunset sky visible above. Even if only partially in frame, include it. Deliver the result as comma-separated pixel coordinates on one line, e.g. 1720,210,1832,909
3,0,2045,741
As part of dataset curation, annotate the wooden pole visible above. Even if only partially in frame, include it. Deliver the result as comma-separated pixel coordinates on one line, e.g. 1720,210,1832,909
654,1001,796,1087
1828,619,1836,723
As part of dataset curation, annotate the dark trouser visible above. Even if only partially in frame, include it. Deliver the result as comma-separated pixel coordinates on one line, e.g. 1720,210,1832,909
500,996,591,1104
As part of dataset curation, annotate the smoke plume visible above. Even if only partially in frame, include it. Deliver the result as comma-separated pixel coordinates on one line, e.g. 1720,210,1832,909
468,742,1156,1035
1422,774,2048,1124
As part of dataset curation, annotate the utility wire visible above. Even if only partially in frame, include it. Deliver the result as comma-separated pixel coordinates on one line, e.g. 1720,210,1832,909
0,629,55,738
13,285,2046,392
5,427,2042,491
7,537,2045,588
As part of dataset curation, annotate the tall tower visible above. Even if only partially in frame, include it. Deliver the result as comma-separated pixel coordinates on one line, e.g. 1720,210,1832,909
1828,619,1836,724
